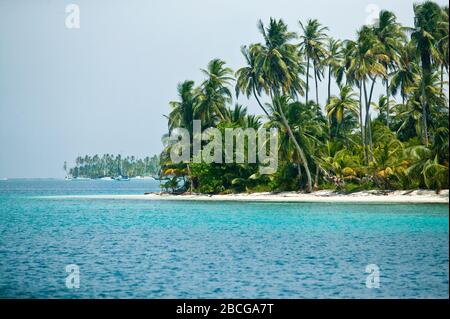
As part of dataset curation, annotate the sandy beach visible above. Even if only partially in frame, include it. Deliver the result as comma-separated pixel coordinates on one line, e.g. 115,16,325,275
49,189,449,204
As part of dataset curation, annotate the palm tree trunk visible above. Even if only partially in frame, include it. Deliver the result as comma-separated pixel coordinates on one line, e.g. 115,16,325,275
297,163,302,189
279,108,313,193
386,78,390,128
252,84,270,117
421,82,429,146
313,165,319,191
359,80,367,163
363,79,375,162
314,63,319,106
186,163,193,194
420,52,431,146
306,58,310,103
327,66,331,104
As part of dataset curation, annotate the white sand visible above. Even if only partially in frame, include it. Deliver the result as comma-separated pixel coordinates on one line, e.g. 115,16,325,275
47,189,449,204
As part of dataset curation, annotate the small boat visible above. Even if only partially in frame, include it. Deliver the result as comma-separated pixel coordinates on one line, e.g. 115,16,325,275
114,175,130,181
100,177,114,181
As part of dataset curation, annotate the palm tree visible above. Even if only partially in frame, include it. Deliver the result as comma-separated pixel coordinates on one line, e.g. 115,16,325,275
196,59,234,125
411,1,442,145
299,19,329,106
166,80,199,193
347,26,387,162
167,80,197,134
326,85,359,135
324,38,344,105
437,6,449,95
390,41,420,104
373,10,406,128
237,18,313,192
396,70,447,141
266,96,327,190
235,45,270,116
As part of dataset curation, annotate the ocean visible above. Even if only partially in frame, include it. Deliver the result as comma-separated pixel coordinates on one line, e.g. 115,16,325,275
0,179,448,298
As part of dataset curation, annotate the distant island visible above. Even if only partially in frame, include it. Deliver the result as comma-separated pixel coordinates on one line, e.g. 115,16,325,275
64,154,160,180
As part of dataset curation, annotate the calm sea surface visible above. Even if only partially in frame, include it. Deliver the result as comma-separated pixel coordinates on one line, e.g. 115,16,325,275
0,179,448,298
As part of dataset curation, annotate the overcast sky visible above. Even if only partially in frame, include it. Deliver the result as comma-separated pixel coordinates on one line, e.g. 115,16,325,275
0,0,447,178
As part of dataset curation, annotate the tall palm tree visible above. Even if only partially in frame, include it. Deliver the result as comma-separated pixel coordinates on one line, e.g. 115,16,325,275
237,18,312,192
196,59,234,125
373,10,406,128
411,1,442,146
347,26,387,162
299,19,329,106
266,96,327,190
166,80,198,193
324,38,344,105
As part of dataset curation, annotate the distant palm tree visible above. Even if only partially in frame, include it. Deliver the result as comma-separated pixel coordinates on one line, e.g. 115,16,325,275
299,19,329,106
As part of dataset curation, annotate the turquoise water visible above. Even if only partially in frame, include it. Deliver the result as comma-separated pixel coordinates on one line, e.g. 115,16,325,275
0,179,448,298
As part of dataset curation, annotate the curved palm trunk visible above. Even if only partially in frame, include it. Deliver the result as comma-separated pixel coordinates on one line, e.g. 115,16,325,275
252,84,270,117
215,106,226,122
278,108,313,193
255,88,313,192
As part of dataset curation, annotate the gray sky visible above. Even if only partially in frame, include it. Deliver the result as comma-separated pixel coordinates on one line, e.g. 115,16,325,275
0,0,447,178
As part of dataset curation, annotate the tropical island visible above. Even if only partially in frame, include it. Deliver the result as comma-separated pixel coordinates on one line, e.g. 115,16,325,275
64,154,160,179
156,1,449,196
64,2,449,199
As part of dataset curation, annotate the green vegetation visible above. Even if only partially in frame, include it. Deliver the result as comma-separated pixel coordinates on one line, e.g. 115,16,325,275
160,1,449,194
66,154,160,179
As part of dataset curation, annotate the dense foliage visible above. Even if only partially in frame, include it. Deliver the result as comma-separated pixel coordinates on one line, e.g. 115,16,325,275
66,154,160,179
160,1,449,194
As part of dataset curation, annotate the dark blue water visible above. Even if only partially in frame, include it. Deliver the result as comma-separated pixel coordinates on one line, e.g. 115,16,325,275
0,179,448,298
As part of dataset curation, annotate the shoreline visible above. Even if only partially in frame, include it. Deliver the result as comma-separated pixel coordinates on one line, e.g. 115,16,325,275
44,189,449,204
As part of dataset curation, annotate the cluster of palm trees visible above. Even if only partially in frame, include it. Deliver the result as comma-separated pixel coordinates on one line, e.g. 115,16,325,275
160,1,448,194
67,154,160,179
